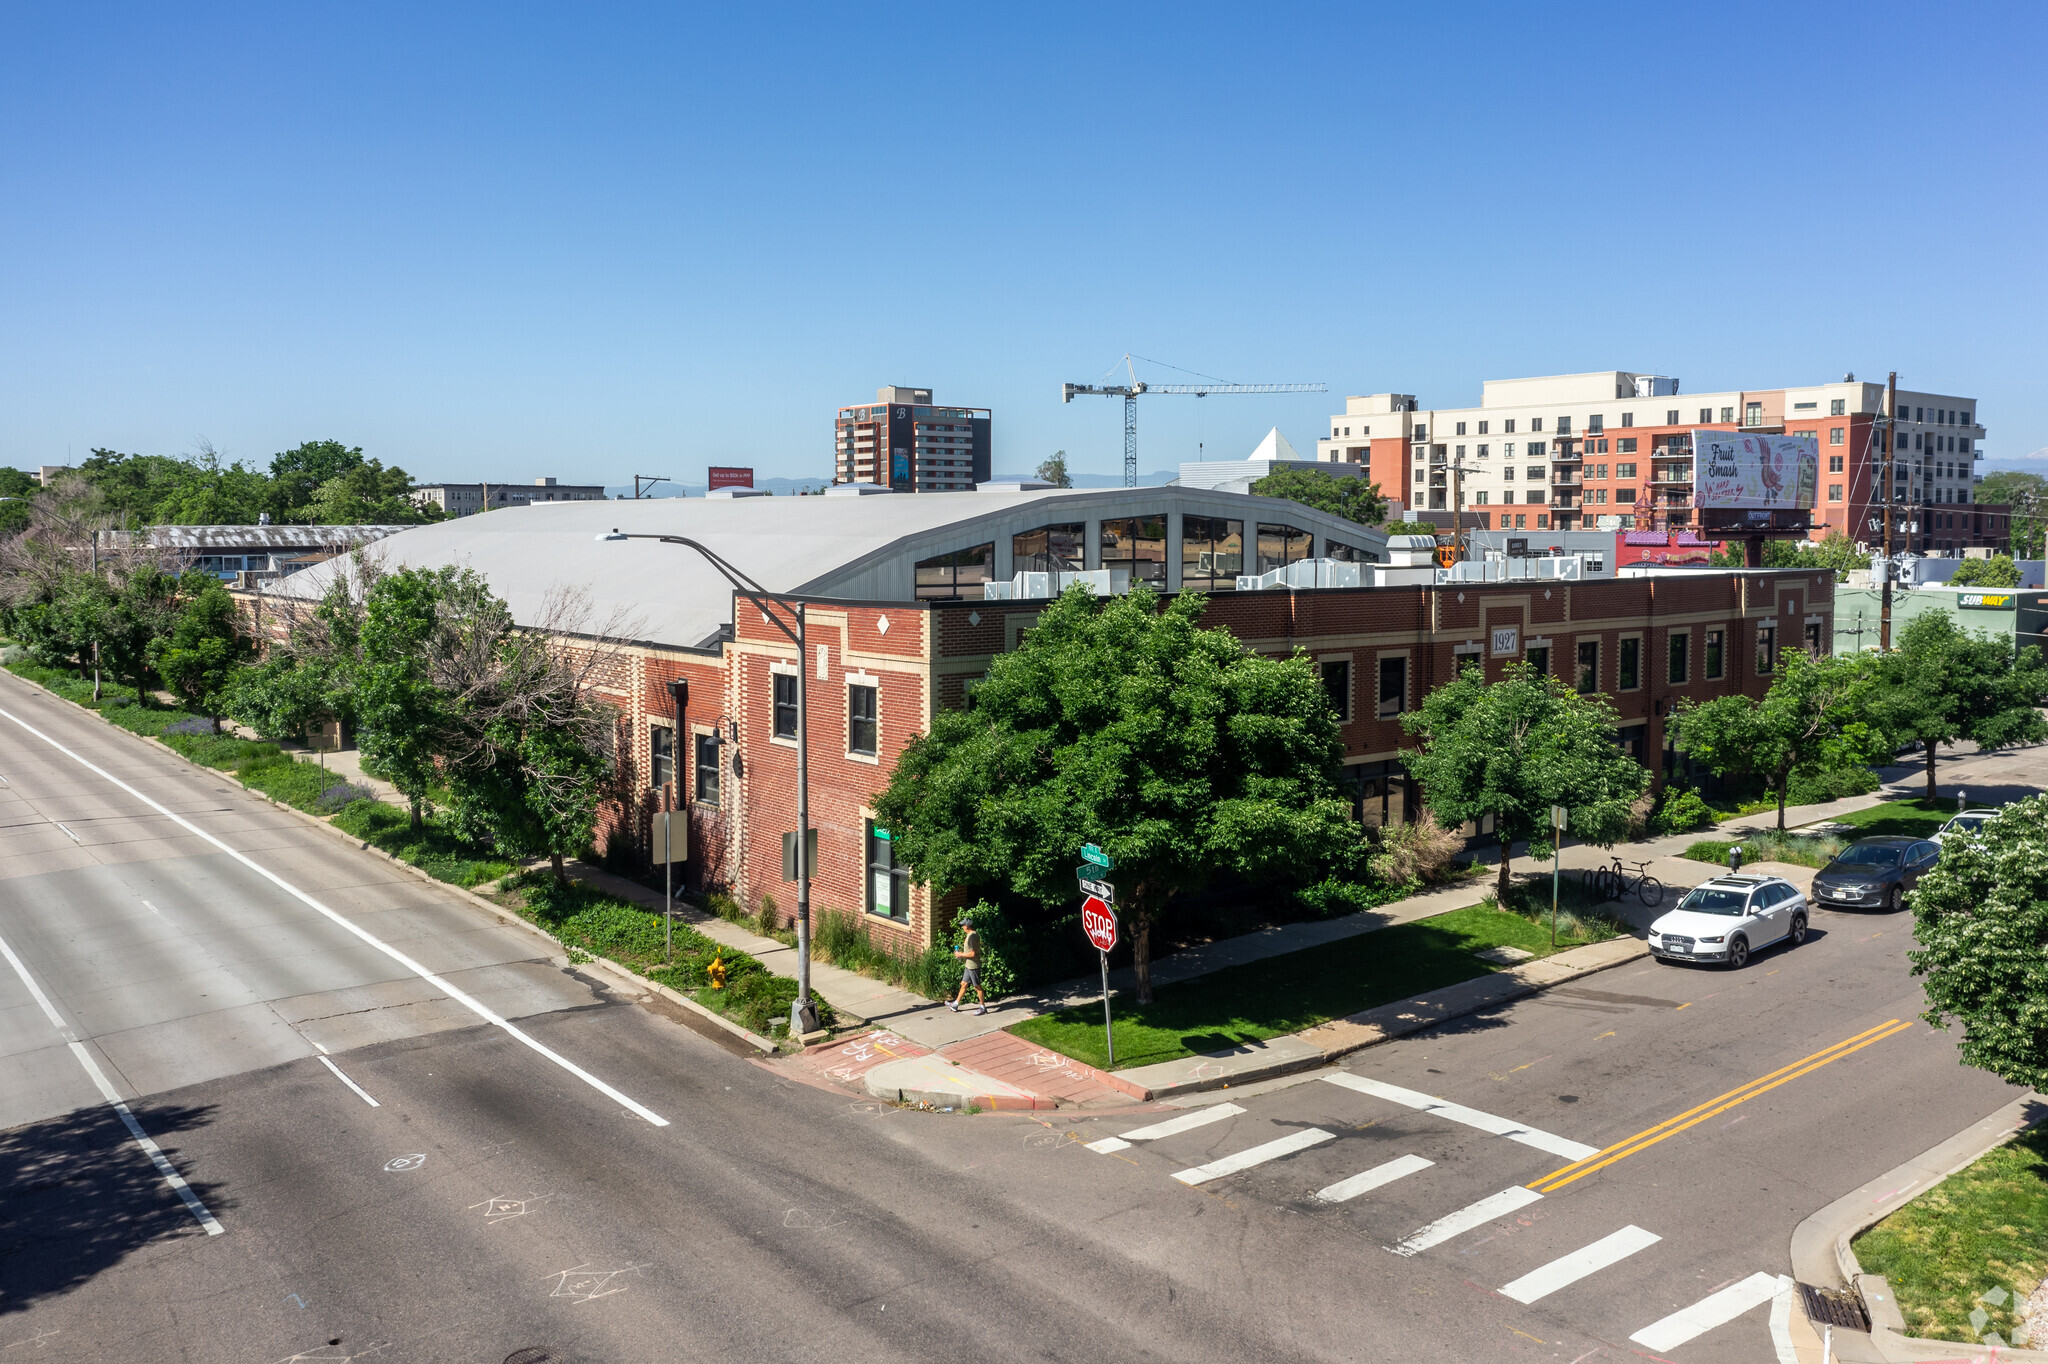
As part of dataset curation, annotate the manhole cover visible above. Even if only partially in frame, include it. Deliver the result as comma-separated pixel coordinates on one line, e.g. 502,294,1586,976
504,1350,559,1364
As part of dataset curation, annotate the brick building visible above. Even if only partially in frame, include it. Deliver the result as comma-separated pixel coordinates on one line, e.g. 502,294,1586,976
251,493,1829,956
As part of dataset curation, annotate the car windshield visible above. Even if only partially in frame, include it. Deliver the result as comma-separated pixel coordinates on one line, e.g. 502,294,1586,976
1949,816,1991,832
1831,846,1902,869
1677,888,1751,916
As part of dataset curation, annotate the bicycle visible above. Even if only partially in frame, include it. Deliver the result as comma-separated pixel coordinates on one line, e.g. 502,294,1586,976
1594,856,1665,907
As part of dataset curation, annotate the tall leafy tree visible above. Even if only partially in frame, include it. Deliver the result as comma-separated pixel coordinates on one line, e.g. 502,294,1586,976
1948,555,2022,588
1401,661,1649,904
1708,529,1868,581
267,440,369,518
873,586,1362,1002
355,567,461,828
0,466,35,535
1249,465,1388,527
1670,647,1884,830
1871,611,2048,801
1976,471,2045,560
1911,796,2048,1088
1035,451,1073,488
147,573,255,717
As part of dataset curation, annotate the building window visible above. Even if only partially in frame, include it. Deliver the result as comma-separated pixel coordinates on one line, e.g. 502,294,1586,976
1757,624,1778,675
1587,415,1601,434
1829,454,1844,472
1828,484,1843,502
1805,622,1823,655
1504,419,1516,433
1100,516,1167,588
1705,628,1724,680
694,733,721,807
1321,660,1351,721
915,542,994,599
650,724,675,788
1830,427,1844,445
1181,515,1244,591
1615,488,1636,504
1831,398,1847,416
1577,640,1599,693
1621,413,1634,428
1619,637,1641,691
1744,403,1763,426
1527,645,1549,677
1455,422,1466,436
1618,437,1638,453
1531,417,1544,432
1536,514,1548,528
1615,462,1637,479
1255,523,1312,574
1377,656,1407,719
849,683,878,756
1478,421,1488,435
773,672,798,739
1474,490,1488,505
1013,523,1084,573
866,823,909,920
1667,409,1680,425
1721,407,1735,423
1668,632,1689,685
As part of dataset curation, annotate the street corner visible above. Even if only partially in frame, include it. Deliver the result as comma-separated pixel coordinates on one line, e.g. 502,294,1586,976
862,1054,1055,1112
784,1028,934,1095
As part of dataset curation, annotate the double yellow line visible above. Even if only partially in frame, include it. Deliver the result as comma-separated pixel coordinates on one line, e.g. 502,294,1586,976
1527,1018,1916,1194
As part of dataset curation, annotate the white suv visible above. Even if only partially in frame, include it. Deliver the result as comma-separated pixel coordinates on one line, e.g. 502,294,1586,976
1647,875,1809,970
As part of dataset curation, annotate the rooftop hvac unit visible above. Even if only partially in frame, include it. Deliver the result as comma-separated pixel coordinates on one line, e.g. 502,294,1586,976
982,568,1131,600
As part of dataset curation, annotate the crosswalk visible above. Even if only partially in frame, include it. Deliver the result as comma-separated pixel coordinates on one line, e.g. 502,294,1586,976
1080,1071,1789,1357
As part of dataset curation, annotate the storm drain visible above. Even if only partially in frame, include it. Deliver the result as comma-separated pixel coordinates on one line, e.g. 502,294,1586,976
1799,1282,1871,1332
504,1350,560,1364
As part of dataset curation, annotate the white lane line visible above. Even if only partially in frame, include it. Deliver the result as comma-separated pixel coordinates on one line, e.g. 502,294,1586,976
1768,1275,1799,1364
53,821,80,843
0,702,670,1129
1172,1128,1334,1186
1323,1073,1598,1160
0,921,225,1235
1388,1185,1543,1257
1630,1271,1785,1352
1314,1153,1433,1205
1087,1101,1247,1153
319,1055,381,1107
1498,1224,1661,1303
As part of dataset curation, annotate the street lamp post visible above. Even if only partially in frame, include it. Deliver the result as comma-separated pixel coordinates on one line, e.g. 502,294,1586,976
598,530,821,1035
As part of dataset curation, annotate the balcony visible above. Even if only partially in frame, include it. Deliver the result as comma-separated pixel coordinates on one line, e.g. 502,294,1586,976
1651,470,1695,485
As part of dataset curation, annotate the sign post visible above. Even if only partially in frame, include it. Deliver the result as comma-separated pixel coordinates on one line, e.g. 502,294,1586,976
652,810,686,963
1550,805,1568,948
1078,844,1118,1065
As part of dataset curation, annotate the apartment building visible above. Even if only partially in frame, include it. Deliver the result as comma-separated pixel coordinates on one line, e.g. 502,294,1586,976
412,477,607,517
833,385,992,493
1316,372,1999,555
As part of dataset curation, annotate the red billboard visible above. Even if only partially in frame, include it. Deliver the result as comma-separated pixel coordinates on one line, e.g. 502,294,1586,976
708,466,754,491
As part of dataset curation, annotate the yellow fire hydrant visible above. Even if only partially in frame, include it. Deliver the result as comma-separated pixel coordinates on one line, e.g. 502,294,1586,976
707,953,728,990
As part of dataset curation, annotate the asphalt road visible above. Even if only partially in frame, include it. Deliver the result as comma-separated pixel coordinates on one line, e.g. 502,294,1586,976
0,668,2038,1364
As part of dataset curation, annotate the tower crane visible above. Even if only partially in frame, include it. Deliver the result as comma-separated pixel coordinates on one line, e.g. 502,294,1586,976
1062,354,1327,487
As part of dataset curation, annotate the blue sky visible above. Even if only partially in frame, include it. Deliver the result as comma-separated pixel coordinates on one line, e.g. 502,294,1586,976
4,3,2043,487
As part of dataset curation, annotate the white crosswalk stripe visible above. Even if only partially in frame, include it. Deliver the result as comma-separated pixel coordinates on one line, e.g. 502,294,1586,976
1087,1102,1246,1153
1172,1128,1335,1186
1323,1073,1598,1160
1498,1224,1661,1303
1388,1185,1544,1257
1312,1153,1433,1205
1630,1272,1786,1351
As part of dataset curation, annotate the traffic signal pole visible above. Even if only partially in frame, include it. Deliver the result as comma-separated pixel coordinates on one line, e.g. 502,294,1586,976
1880,372,1897,652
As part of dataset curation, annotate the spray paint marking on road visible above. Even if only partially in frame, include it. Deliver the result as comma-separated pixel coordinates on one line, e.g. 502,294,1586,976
0,700,669,1128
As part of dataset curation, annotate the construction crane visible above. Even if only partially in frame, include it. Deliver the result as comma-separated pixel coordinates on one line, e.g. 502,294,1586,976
1062,355,1327,486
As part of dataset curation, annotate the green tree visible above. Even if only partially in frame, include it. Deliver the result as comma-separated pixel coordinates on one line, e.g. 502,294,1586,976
1400,661,1649,904
872,586,1362,1002
1948,555,2022,588
355,567,461,828
1250,465,1388,527
1036,451,1073,488
1708,529,1869,581
1670,648,1883,831
0,466,36,535
268,440,368,519
301,458,441,525
1977,471,2045,560
1871,611,2048,802
1910,796,2048,1088
147,573,256,717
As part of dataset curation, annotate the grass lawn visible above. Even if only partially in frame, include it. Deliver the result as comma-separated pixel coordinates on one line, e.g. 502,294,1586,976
1825,796,1963,841
1853,1127,2048,1344
1008,901,1617,1072
1683,798,1967,869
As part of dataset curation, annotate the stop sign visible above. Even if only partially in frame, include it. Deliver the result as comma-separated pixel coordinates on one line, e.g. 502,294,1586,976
1081,895,1118,952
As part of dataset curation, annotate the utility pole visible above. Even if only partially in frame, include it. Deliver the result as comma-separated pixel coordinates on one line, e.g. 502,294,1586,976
1880,372,1897,652
634,475,672,500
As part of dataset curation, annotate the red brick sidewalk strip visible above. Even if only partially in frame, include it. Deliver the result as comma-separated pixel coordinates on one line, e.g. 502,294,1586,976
938,1030,1145,1105
791,1029,931,1086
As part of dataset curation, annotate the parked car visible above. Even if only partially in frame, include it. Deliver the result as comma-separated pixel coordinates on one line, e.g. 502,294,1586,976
1808,837,1937,912
1932,808,2003,846
1647,874,1809,969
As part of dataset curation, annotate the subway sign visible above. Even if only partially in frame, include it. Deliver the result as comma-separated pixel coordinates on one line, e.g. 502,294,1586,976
1957,592,2015,609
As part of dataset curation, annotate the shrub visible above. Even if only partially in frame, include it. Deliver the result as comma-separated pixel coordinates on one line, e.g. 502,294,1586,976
1368,813,1462,885
1650,787,1716,836
1292,875,1410,919
1786,765,1880,807
757,893,779,935
313,781,377,814
161,715,219,737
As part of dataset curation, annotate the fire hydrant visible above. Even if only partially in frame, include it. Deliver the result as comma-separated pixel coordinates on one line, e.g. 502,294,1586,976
707,953,728,991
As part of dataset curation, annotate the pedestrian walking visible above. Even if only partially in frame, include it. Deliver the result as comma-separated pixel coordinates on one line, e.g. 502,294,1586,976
946,914,987,1015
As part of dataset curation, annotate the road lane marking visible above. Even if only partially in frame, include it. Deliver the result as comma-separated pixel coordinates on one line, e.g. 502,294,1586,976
1172,1128,1334,1186
53,821,80,843
1630,1271,1783,1351
319,1055,381,1107
1497,1224,1661,1303
1388,1185,1543,1257
0,921,226,1235
1529,1019,1912,1193
1313,1153,1433,1204
0,702,671,1129
1768,1275,1800,1363
1323,1073,1598,1160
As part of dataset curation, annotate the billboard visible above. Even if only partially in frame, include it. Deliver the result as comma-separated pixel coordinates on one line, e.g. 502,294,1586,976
1693,432,1818,510
708,466,754,490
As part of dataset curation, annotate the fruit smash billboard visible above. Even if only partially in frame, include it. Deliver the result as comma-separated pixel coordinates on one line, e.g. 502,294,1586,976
1693,432,1818,510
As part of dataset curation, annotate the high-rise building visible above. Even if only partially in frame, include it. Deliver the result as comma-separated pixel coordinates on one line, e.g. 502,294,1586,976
834,385,991,493
1315,372,1998,555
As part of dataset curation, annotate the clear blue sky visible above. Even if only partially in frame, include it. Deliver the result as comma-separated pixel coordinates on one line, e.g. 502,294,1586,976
4,3,2043,487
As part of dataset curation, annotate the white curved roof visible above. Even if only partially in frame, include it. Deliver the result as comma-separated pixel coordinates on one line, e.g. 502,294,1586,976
268,487,1390,650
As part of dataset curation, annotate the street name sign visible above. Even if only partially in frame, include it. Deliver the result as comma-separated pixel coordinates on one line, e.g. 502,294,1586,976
1075,870,1115,903
1080,843,1114,869
1081,896,1118,952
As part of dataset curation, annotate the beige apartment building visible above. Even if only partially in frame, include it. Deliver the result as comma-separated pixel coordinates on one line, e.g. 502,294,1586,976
411,477,608,517
1315,371,1997,555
